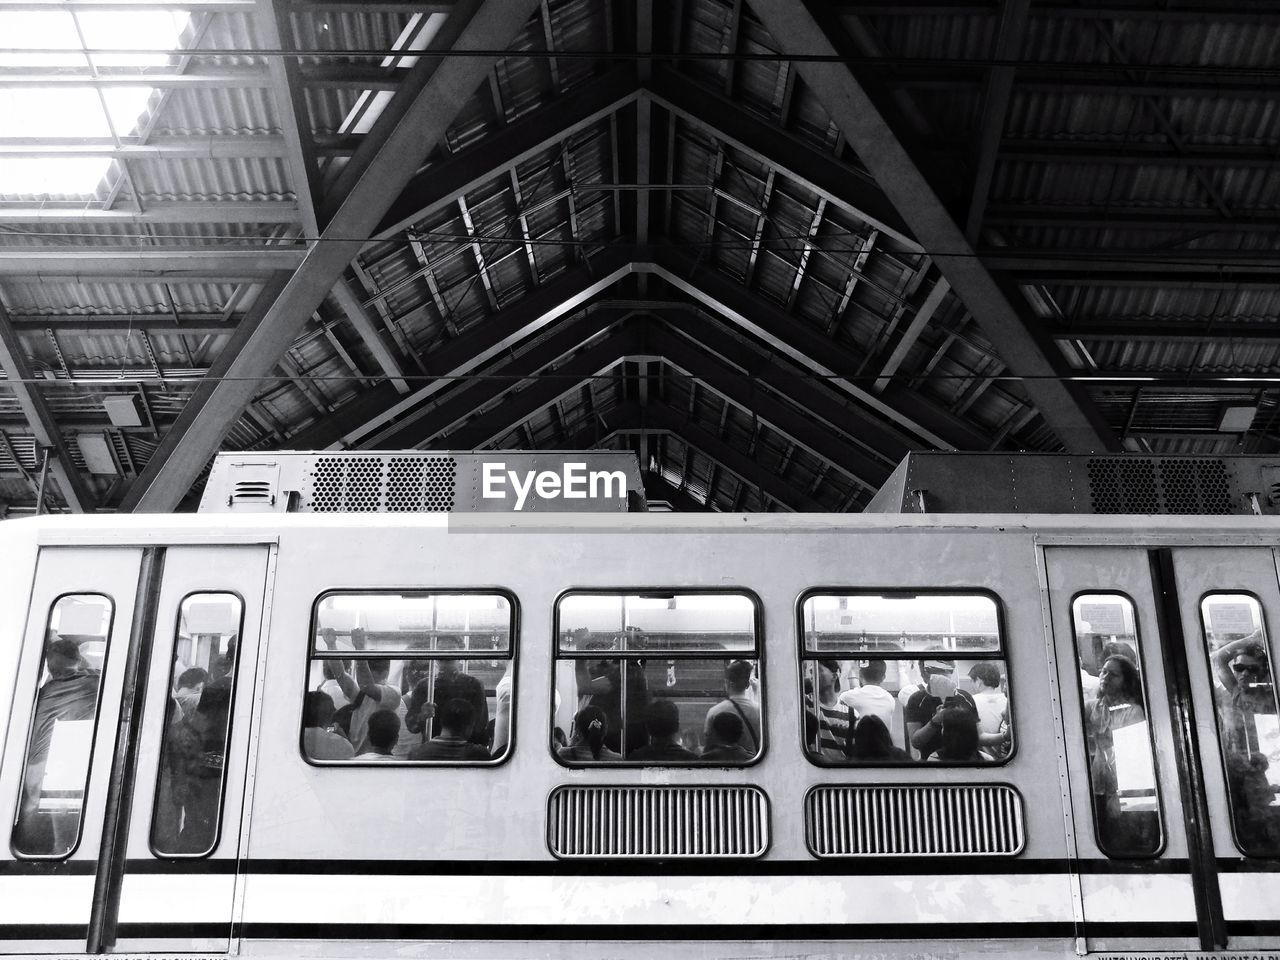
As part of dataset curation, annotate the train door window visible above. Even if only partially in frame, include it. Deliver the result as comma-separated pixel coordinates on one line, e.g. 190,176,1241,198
1199,593,1280,857
798,591,1011,765
552,591,761,765
11,593,114,858
1069,594,1164,857
151,593,244,857
304,591,515,764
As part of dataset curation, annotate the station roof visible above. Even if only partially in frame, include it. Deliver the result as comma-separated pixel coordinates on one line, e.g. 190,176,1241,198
1,0,1277,514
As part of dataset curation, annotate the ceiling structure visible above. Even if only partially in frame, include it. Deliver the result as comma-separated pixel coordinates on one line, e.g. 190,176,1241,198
1,0,1278,515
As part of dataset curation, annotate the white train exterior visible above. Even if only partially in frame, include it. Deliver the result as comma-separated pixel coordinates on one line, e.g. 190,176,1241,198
0,456,1278,958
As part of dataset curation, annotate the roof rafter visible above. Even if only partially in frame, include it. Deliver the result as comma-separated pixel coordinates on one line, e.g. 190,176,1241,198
0,300,93,512
119,0,545,511
747,0,1117,453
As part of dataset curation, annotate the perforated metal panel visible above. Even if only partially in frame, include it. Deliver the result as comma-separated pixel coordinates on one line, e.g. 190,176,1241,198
547,785,768,858
385,456,457,512
1088,457,1231,515
805,784,1024,857
304,455,458,512
1087,458,1159,513
1158,458,1231,514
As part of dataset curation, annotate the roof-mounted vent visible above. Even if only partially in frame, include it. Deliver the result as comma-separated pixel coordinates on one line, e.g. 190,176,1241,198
219,460,283,512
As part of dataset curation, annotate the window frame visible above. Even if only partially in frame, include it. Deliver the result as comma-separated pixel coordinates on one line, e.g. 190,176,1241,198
1197,589,1280,859
795,586,1016,768
11,591,116,861
148,589,247,860
550,586,765,768
300,587,519,768
1067,589,1167,860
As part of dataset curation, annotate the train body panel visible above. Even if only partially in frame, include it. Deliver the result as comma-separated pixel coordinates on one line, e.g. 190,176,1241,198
0,512,1277,957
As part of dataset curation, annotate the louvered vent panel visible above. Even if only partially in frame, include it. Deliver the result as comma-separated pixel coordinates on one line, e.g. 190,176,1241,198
547,786,768,858
231,480,273,505
805,785,1024,857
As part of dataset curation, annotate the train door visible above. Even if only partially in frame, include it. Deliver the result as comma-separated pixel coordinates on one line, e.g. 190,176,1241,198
109,545,272,954
1043,547,1202,952
1161,546,1280,948
0,546,144,954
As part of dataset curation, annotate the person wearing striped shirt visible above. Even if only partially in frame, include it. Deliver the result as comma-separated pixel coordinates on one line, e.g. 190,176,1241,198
806,659,853,761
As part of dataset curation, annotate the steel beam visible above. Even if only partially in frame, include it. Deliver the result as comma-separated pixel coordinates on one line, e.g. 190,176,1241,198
333,253,635,449
748,0,1116,453
330,279,410,394
402,321,644,449
375,67,640,238
0,301,92,512
120,0,543,511
0,136,288,159
0,248,306,278
0,202,300,224
647,66,917,250
0,68,272,88
255,0,322,238
873,277,951,392
643,254,989,450
964,0,1029,243
646,323,887,490
644,470,713,512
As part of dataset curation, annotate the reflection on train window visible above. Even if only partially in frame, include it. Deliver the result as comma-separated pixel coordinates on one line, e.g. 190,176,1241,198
304,591,515,764
12,594,113,858
151,593,243,857
1070,594,1163,857
799,592,1011,765
553,592,761,764
1201,593,1280,857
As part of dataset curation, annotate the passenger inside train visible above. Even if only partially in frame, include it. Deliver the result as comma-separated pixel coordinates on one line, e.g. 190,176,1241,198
552,592,762,763
303,591,515,764
799,592,1013,766
1203,594,1280,856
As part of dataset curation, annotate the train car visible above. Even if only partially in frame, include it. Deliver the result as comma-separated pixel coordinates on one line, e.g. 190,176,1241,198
1,455,1278,959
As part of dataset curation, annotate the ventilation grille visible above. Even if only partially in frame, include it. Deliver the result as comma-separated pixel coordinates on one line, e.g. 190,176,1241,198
305,455,457,512
805,785,1024,857
547,786,768,858
230,480,274,506
1087,457,1231,514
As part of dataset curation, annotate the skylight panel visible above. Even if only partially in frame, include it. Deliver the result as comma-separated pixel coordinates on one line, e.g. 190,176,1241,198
0,8,191,197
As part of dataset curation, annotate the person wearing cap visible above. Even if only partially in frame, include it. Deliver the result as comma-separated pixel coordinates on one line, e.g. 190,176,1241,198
702,660,760,756
904,659,977,761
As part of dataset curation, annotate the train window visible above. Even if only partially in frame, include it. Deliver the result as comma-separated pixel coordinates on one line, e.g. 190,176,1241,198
151,593,244,857
304,591,515,764
1070,594,1163,857
12,594,113,858
552,592,761,764
798,592,1011,765
1200,593,1280,857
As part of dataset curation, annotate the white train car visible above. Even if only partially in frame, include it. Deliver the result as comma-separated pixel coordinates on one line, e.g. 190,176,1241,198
0,457,1278,959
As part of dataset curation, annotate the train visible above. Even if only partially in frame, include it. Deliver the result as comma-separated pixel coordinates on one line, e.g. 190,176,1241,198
0,451,1278,959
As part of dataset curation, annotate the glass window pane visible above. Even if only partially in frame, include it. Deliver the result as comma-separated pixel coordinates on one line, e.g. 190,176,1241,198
557,593,756,653
799,656,1012,765
1071,594,1163,857
552,656,761,763
13,594,113,858
304,591,515,765
313,592,511,655
1202,594,1280,857
151,594,242,857
802,593,1002,653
